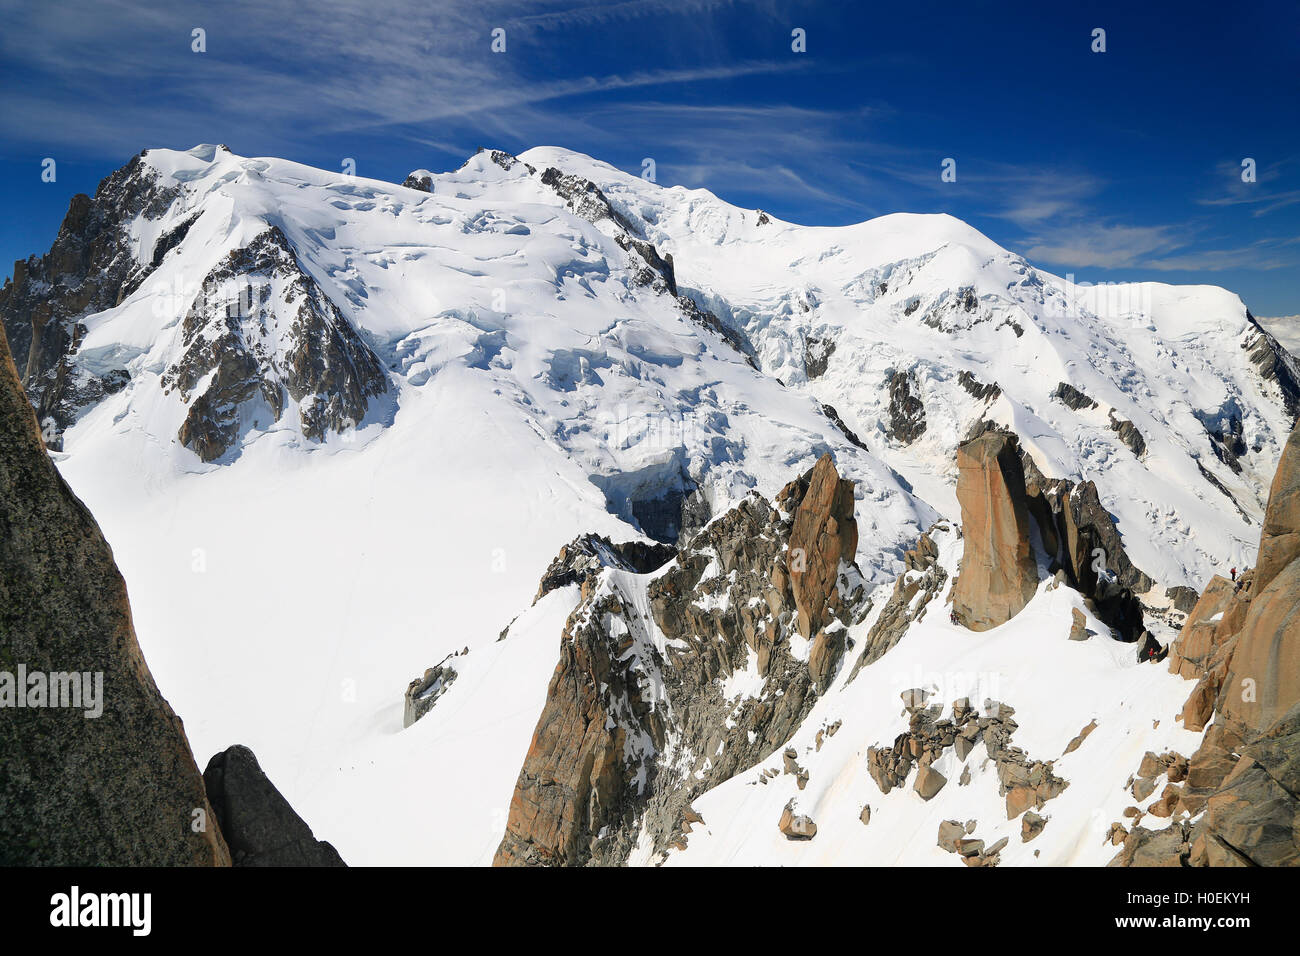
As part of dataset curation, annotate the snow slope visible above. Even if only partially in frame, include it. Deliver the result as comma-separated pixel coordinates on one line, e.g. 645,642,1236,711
652,528,1204,866
23,143,1293,864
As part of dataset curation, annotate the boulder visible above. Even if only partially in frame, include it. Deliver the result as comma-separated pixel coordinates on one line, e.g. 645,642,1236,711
1021,811,1047,842
778,803,817,840
914,764,948,800
938,819,965,852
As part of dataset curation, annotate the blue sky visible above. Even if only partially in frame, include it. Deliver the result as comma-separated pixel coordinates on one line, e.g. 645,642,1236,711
2,0,1297,314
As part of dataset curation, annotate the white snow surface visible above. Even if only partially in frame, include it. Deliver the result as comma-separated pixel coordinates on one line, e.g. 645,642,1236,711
43,143,1291,865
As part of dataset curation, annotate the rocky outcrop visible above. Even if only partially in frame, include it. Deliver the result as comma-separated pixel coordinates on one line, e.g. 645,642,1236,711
1243,311,1300,418
867,697,1067,821
202,745,346,866
957,370,1001,403
0,323,229,865
803,335,835,379
403,651,463,728
1215,426,1300,737
401,169,433,192
847,524,951,680
0,153,180,446
1166,575,1243,685
1114,420,1300,867
1253,422,1300,594
1019,451,1152,641
160,225,389,461
788,454,859,639
1109,412,1147,458
494,455,870,866
533,533,675,603
1053,381,1097,411
951,431,1039,630
536,161,752,361
540,165,640,236
885,369,926,444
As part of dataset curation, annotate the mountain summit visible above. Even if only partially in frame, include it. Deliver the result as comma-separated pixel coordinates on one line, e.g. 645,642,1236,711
2,144,1297,865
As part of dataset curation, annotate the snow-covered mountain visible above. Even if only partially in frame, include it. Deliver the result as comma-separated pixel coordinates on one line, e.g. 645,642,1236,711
3,143,1296,866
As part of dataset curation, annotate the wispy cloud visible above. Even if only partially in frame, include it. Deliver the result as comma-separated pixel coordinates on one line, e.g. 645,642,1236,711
1196,160,1300,217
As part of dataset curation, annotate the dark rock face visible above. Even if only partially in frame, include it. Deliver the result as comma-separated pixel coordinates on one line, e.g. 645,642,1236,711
0,153,179,446
540,166,640,236
958,370,1001,402
1053,382,1097,411
804,335,835,379
615,232,678,296
1195,458,1250,519
494,456,870,867
885,370,926,444
1195,401,1248,474
202,745,346,866
537,161,752,361
401,171,432,192
160,226,388,461
1165,585,1199,614
0,323,229,866
1108,412,1147,458
1243,312,1300,418
1019,448,1153,641
820,403,869,452
533,533,675,603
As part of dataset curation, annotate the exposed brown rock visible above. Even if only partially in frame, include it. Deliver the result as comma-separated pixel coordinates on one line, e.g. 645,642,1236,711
788,453,859,639
914,764,947,800
778,802,817,840
1022,811,1047,842
938,820,965,852
1062,719,1098,755
1253,422,1300,594
495,458,870,866
1068,607,1091,641
952,431,1039,630
1167,575,1243,680
1114,419,1300,867
492,589,652,868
